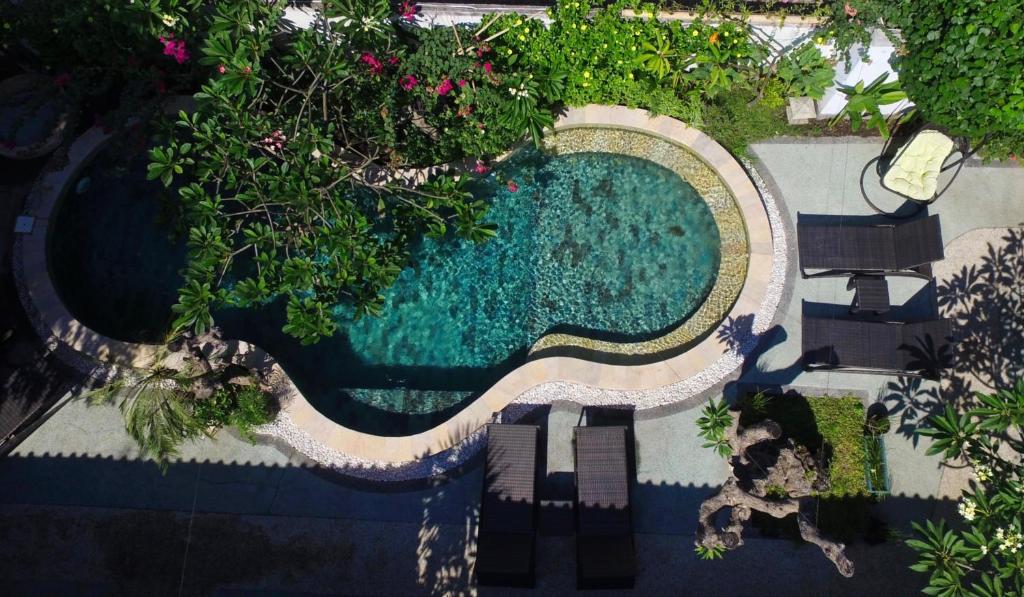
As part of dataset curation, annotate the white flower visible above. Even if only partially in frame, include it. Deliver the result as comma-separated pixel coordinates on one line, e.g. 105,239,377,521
161,14,178,27
997,527,1022,554
957,498,977,522
973,463,992,483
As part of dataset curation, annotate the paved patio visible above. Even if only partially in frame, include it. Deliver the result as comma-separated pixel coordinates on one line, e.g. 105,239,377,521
1,137,1021,595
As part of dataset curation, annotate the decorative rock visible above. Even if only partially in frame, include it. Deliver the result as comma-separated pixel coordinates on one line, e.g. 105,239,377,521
786,97,817,125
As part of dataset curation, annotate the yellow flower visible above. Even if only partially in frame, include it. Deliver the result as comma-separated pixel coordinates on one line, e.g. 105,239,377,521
571,23,577,29
506,48,513,55
580,24,587,31
816,36,825,44
724,31,730,37
631,45,637,51
583,70,591,78
524,28,530,34
161,14,178,27
513,19,522,27
582,81,589,87
518,35,525,41
617,59,623,65
602,43,608,49
691,30,698,37
627,72,634,80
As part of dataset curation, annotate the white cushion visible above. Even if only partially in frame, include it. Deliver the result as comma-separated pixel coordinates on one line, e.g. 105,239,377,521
882,130,955,201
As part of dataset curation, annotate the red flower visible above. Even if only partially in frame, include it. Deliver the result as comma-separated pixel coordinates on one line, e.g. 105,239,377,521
361,53,384,75
457,79,467,87
844,2,858,17
506,180,518,192
483,62,492,74
389,56,400,65
473,160,490,175
435,78,454,96
217,64,226,74
400,1,417,22
400,74,419,91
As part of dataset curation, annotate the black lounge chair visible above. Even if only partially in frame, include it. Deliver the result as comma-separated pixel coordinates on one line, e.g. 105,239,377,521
574,425,636,590
476,423,540,588
803,313,954,379
798,214,944,279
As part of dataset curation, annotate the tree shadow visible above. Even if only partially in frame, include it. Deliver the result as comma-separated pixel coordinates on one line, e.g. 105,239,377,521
935,228,1024,397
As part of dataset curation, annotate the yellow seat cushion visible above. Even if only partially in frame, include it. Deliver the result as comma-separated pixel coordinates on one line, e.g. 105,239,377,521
882,130,955,201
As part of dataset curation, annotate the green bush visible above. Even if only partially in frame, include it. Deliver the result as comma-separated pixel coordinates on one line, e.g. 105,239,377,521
775,43,835,101
194,385,274,442
893,0,1024,159
701,83,795,156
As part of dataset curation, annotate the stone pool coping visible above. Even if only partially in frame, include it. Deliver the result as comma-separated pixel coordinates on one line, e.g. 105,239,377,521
15,105,780,478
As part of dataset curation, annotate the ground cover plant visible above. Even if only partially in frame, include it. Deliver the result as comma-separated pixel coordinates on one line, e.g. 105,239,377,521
739,393,869,497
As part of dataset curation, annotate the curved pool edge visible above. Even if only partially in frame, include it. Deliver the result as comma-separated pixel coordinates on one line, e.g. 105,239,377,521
15,105,784,480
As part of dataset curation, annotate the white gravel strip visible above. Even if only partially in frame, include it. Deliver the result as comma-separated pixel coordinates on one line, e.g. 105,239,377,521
256,159,789,482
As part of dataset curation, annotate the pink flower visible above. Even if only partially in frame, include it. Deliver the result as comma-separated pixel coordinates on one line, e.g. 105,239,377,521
400,74,419,91
158,35,190,64
242,65,252,75
259,129,287,152
435,78,454,96
53,72,72,89
389,56,400,65
217,64,226,74
457,79,467,87
506,180,518,193
400,1,417,22
483,62,492,74
361,53,384,75
844,2,857,17
473,160,490,175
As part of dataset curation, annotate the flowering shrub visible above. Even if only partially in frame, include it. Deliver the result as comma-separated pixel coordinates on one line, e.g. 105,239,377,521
0,0,209,127
908,380,1024,594
149,1,523,344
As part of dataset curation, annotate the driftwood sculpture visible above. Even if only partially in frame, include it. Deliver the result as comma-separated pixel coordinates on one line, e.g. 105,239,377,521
696,418,855,577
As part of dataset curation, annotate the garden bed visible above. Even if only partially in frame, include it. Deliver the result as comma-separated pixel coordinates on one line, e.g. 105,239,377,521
739,392,888,543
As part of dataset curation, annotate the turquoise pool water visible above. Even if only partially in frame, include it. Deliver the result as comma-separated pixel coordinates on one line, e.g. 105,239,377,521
49,135,721,435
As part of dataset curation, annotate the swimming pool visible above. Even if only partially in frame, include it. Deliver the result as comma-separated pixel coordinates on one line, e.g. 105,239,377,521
48,127,725,436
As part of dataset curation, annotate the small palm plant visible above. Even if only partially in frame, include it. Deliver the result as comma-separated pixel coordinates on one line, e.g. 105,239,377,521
87,366,203,469
697,398,735,458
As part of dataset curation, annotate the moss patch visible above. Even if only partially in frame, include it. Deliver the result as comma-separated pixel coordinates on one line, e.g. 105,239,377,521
740,393,869,497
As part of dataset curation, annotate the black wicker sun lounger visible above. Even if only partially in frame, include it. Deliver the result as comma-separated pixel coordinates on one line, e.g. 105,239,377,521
574,425,636,590
803,314,954,379
798,214,944,279
476,424,540,588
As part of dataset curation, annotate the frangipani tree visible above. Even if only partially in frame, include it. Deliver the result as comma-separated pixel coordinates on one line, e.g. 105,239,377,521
148,1,562,345
909,380,1024,595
